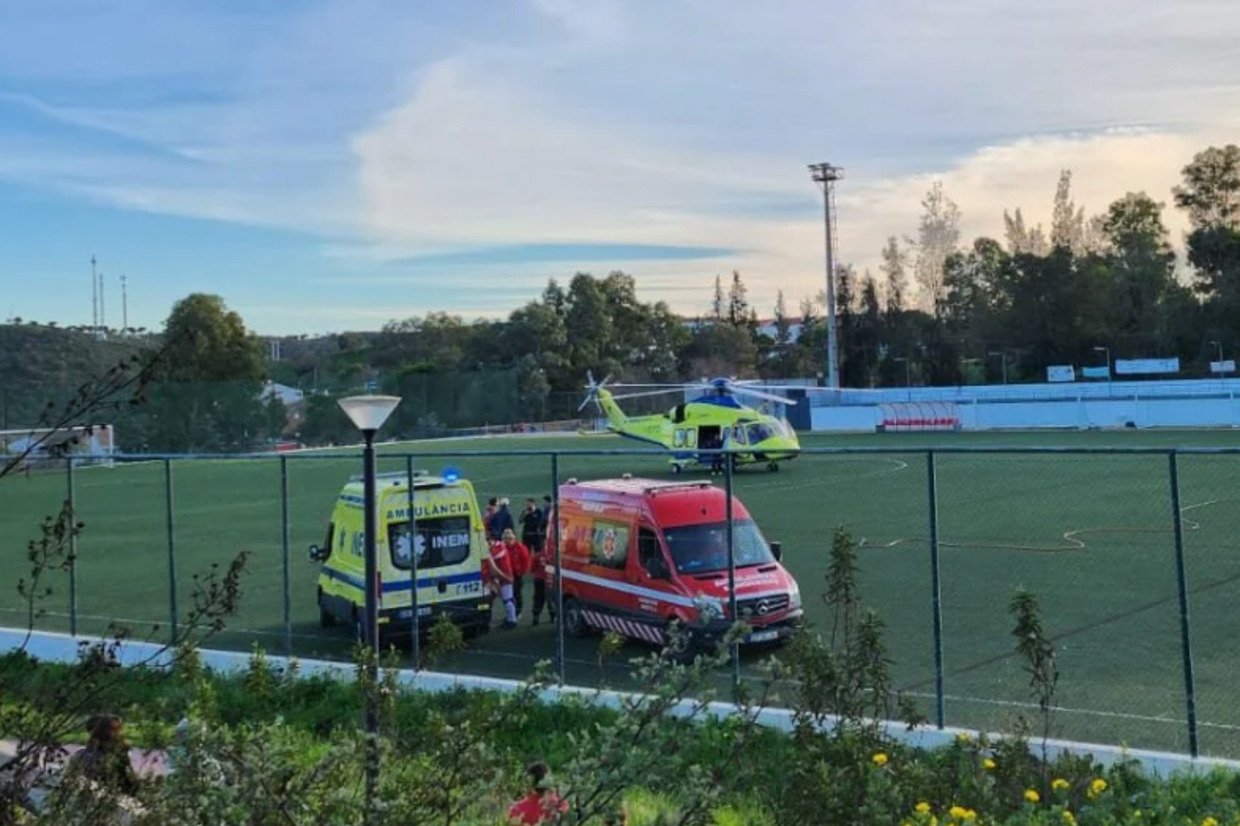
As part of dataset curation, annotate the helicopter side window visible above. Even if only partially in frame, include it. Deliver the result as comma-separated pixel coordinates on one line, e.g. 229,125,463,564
731,426,747,445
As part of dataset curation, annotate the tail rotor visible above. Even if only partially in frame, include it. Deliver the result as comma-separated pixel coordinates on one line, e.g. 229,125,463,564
579,371,614,413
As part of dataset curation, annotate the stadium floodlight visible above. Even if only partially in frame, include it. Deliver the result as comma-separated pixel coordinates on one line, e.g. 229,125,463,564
337,393,400,821
1093,346,1112,382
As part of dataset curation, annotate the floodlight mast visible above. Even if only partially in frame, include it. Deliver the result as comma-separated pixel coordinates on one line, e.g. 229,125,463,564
809,162,844,389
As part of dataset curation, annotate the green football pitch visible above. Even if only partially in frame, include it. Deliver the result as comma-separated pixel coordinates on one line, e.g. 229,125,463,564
3,429,1240,757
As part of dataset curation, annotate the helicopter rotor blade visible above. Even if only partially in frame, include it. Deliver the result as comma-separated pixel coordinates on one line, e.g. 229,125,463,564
609,389,682,401
730,386,798,406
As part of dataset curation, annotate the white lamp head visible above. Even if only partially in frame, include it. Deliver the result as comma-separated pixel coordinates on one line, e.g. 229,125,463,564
338,395,401,432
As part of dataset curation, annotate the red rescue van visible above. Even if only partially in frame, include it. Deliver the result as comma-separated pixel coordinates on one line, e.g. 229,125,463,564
546,477,803,651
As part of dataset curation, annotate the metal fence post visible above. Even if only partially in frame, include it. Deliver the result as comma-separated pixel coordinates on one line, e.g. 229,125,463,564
724,444,740,702
552,453,564,684
66,457,78,637
280,456,292,657
927,451,946,729
1168,451,1200,756
406,455,420,669
164,458,178,642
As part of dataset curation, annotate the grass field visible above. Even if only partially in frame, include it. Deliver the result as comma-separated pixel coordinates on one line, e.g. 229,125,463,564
4,429,1240,757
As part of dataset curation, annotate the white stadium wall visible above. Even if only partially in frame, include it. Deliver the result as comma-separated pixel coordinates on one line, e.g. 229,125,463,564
808,379,1240,432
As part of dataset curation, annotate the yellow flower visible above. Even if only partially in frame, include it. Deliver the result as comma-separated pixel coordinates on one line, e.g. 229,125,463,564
872,752,889,767
1087,777,1108,798
1051,778,1070,791
915,802,932,814
1062,812,1076,825
949,806,968,819
1201,818,1218,826
956,732,971,743
961,810,977,822
1024,789,1040,804
982,757,996,770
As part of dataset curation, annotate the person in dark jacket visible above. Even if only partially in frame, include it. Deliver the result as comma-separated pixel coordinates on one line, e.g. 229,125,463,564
520,498,542,550
531,495,556,625
486,497,515,542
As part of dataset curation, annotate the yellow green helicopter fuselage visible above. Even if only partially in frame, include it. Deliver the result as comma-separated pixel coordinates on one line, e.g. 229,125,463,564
594,388,800,472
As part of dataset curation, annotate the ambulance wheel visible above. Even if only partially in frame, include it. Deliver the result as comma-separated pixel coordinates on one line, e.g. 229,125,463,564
563,598,591,638
670,464,682,475
318,590,337,628
767,461,779,472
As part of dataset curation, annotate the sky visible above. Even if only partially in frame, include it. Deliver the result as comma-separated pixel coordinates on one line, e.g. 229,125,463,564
1,0,1238,335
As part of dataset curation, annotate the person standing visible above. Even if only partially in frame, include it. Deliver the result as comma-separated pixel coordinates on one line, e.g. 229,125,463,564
501,528,532,620
531,495,555,625
484,498,499,538
487,497,515,542
521,498,542,553
485,538,518,630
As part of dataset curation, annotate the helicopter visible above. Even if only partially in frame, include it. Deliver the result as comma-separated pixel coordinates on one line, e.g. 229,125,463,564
578,373,804,472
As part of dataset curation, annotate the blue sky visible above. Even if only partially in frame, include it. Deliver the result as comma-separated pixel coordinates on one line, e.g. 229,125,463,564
2,0,1238,334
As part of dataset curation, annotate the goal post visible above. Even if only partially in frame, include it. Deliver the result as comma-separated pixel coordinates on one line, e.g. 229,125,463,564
878,402,961,433
0,424,116,467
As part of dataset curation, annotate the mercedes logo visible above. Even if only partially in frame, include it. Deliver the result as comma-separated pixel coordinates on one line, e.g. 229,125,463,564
755,600,772,616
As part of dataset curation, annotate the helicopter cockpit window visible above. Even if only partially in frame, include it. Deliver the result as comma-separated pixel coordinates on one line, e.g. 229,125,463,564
746,423,777,443
731,426,747,445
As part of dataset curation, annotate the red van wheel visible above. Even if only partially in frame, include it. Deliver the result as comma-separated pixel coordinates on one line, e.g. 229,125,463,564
563,598,592,638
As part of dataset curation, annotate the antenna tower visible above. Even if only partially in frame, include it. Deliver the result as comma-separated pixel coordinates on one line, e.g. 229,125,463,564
808,162,844,389
91,255,98,331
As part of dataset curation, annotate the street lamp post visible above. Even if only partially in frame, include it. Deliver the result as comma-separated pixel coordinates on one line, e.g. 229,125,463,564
1093,346,1112,382
338,394,401,825
987,351,1008,385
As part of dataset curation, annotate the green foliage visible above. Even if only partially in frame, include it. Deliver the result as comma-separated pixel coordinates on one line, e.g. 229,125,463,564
422,613,467,668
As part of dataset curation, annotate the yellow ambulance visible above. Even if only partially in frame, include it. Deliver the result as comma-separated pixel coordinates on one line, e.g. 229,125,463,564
308,471,491,643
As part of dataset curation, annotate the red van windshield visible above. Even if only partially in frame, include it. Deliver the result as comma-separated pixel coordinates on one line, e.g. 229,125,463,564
662,519,775,574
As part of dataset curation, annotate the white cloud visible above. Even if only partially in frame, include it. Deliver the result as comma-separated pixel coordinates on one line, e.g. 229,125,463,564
351,44,1238,320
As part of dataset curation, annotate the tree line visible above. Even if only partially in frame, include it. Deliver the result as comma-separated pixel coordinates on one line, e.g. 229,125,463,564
4,144,1238,446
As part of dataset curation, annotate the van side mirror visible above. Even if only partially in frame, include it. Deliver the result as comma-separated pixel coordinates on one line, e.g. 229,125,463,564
769,541,782,562
308,544,325,562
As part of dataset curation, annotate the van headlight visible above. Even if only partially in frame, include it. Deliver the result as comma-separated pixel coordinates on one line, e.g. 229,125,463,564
788,582,802,610
693,595,725,623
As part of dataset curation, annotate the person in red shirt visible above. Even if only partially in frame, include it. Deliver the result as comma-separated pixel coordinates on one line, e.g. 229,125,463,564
500,528,532,621
485,538,518,629
507,761,567,824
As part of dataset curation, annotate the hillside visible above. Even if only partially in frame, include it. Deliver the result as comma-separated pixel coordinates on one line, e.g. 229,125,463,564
0,323,151,430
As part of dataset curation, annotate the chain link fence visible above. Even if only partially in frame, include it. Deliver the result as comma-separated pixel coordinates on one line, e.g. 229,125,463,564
2,444,1237,758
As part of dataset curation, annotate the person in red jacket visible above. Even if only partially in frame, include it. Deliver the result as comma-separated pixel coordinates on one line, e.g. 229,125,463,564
500,528,532,622
485,538,518,629
507,761,567,824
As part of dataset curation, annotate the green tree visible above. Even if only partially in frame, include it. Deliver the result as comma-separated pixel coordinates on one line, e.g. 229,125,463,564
142,294,267,451
1174,144,1240,230
299,393,355,446
913,182,961,315
680,324,758,379
1101,192,1177,345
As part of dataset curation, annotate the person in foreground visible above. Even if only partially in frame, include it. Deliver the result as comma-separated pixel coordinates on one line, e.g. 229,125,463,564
508,760,567,824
